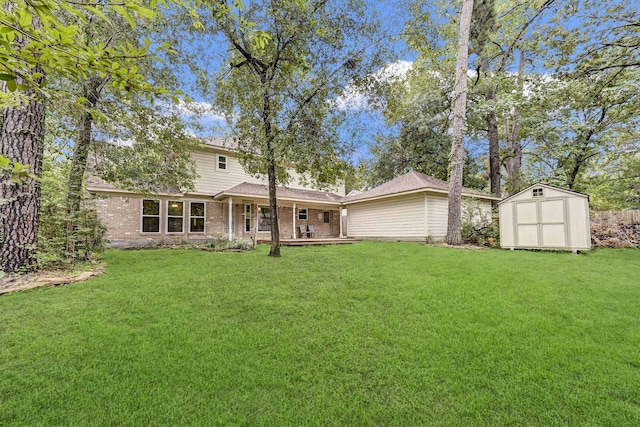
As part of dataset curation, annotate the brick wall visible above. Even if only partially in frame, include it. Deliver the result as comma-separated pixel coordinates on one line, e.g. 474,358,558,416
93,195,226,244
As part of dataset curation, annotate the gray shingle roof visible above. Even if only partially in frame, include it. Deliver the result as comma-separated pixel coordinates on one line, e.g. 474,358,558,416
343,171,499,203
216,182,343,204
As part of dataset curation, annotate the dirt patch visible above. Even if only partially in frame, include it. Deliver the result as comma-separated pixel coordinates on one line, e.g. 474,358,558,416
0,263,106,296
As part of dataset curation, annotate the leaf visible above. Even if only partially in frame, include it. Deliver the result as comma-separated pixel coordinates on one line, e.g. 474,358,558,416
126,4,156,20
113,5,136,29
0,73,15,81
83,6,109,23
17,8,33,28
6,77,16,92
144,37,151,51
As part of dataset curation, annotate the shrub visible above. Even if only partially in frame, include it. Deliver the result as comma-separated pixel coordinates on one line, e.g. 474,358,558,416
205,238,253,251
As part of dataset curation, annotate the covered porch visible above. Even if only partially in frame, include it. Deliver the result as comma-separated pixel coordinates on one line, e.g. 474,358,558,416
214,182,346,241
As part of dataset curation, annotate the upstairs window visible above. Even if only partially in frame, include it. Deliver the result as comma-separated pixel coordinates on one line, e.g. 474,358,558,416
532,188,544,197
142,199,160,233
217,155,227,171
298,208,308,220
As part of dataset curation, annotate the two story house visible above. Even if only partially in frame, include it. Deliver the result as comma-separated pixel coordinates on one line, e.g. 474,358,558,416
89,137,501,246
88,138,346,246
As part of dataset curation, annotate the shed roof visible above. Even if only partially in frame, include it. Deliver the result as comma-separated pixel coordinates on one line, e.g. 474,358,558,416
343,171,500,204
215,182,343,205
498,183,589,205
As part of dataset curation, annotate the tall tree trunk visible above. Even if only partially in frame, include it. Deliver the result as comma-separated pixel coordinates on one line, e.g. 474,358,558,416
481,57,501,204
505,49,525,194
445,0,474,246
0,11,46,273
262,86,281,257
65,76,103,259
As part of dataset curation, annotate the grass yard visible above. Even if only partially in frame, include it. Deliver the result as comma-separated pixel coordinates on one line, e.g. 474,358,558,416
1,242,639,426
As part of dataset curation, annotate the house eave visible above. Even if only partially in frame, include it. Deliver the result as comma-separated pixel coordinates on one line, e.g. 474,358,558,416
342,188,501,205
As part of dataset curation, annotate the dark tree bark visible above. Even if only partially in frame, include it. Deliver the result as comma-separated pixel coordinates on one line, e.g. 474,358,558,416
504,50,525,194
262,83,281,257
481,58,501,204
65,76,104,258
0,15,46,272
446,0,474,246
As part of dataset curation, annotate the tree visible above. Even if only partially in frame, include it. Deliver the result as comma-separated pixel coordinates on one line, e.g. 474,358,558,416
0,0,169,272
445,0,474,245
0,1,45,272
210,0,385,257
54,4,199,259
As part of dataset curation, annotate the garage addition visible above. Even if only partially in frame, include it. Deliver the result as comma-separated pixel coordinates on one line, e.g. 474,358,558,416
499,184,591,252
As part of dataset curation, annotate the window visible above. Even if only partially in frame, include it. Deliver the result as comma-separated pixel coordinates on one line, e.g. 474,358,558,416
258,205,271,231
245,204,252,233
533,188,544,197
167,201,184,233
216,155,227,171
190,202,205,233
142,199,160,233
298,208,308,221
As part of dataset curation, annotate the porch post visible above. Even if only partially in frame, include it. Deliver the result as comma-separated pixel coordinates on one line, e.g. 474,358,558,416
228,197,233,241
293,202,297,239
339,206,344,238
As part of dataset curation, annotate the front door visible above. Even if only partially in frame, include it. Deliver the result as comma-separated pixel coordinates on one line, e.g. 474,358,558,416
323,211,331,237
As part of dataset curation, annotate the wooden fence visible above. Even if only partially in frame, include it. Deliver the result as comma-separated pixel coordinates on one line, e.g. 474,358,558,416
592,210,640,224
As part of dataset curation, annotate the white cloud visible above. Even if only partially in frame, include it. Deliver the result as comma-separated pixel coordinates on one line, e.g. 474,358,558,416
334,60,413,111
164,99,227,123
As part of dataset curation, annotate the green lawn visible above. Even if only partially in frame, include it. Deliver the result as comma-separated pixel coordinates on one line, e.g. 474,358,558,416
1,243,639,426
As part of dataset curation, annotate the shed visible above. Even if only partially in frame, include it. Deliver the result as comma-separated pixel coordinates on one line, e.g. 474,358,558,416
498,183,591,252
343,171,500,241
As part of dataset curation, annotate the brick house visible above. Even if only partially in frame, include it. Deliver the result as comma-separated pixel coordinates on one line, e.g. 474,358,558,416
88,138,500,246
88,138,346,246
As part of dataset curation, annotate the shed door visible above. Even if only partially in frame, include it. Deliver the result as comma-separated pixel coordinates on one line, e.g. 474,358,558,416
515,199,567,248
539,199,566,247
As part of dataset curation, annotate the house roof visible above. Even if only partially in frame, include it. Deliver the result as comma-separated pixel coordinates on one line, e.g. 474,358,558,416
202,137,238,150
342,171,500,204
215,182,344,205
498,182,589,205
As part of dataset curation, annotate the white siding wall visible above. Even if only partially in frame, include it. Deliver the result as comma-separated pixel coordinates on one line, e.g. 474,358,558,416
347,194,426,240
191,149,345,196
348,193,494,241
568,196,591,249
425,194,448,239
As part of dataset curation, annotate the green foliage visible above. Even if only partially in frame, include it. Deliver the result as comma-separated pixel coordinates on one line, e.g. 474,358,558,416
208,0,386,189
0,0,163,101
38,157,106,268
0,155,34,184
1,244,639,424
461,202,500,247
205,237,253,251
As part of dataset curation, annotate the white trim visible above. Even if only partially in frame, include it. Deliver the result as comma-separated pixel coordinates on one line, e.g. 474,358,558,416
216,154,228,172
166,200,185,234
141,199,161,234
343,188,500,205
189,201,206,234
228,198,233,240
244,203,252,233
293,202,297,239
498,183,588,205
